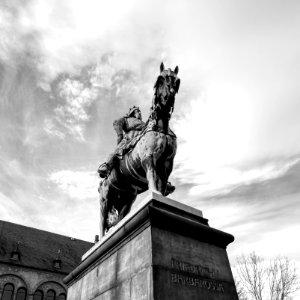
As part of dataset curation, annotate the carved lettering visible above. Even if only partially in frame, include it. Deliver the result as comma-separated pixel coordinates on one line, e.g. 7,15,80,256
171,258,219,278
170,258,225,293
171,273,177,283
171,273,225,293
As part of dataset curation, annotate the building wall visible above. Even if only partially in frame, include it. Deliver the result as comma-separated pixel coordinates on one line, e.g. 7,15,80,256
0,263,67,300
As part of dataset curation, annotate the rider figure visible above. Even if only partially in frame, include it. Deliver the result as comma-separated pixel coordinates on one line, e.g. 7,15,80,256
98,106,145,178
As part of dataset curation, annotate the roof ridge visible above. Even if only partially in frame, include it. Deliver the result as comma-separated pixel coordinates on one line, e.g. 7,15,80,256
0,219,92,243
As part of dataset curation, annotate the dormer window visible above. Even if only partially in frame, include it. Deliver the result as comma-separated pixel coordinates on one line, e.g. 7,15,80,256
53,249,62,269
10,251,20,261
53,259,61,269
10,242,21,261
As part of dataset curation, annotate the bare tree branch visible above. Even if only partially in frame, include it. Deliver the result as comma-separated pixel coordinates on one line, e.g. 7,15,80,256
234,253,300,300
268,256,300,300
236,252,265,300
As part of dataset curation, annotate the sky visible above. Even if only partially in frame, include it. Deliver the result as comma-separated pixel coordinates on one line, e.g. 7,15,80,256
1,0,300,280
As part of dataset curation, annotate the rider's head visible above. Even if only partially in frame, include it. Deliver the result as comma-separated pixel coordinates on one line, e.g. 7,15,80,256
127,106,142,120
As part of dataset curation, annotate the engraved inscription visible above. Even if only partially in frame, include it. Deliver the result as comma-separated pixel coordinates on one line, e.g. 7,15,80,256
170,258,224,293
171,273,224,293
171,258,219,278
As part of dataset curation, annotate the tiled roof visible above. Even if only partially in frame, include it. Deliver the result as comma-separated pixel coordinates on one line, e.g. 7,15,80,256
0,220,93,274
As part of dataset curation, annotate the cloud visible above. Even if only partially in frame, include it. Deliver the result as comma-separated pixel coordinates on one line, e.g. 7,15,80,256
0,158,42,198
43,54,160,142
170,158,300,263
255,224,300,258
58,79,94,121
0,192,28,224
194,157,300,201
42,56,117,141
173,88,254,170
0,156,99,240
0,0,33,63
171,90,300,197
45,169,101,240
0,0,168,85
43,119,66,140
49,170,99,200
44,77,99,141
0,157,68,230
227,201,300,262
188,158,300,197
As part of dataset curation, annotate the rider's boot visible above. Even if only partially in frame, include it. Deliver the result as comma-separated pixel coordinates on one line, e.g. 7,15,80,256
98,163,109,178
98,154,116,178
165,181,176,196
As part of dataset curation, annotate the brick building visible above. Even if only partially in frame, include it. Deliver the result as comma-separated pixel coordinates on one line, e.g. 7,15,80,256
0,220,93,300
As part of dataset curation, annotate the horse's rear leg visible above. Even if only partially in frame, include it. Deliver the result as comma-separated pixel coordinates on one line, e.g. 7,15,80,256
99,180,111,239
99,196,106,239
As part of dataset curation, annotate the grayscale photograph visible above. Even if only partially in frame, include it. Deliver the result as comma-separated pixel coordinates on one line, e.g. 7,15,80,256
0,0,299,299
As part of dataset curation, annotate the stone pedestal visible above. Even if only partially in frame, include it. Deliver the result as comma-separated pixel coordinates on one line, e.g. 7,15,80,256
64,192,238,300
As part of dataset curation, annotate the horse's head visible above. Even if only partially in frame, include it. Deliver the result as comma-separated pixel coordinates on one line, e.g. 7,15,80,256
153,62,180,120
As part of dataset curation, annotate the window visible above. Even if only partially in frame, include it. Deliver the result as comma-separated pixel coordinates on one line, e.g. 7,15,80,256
16,288,27,300
46,290,55,300
58,293,66,300
33,290,43,300
10,251,20,261
1,283,14,300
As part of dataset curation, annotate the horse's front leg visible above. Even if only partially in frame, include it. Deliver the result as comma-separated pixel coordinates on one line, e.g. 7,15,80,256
143,154,166,195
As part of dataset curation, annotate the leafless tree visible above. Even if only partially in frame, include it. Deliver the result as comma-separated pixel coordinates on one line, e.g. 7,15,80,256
235,252,265,300
234,277,248,300
234,253,299,300
268,256,299,300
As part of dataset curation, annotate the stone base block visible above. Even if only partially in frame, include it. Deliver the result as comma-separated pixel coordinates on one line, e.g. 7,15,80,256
64,192,238,300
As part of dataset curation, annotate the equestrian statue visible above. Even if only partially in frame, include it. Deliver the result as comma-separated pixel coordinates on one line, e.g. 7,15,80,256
97,62,180,238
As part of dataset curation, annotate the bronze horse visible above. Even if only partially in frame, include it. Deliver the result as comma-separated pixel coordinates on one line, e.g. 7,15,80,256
98,63,180,238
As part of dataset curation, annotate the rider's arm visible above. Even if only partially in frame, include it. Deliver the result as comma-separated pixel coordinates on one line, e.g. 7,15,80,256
113,117,127,144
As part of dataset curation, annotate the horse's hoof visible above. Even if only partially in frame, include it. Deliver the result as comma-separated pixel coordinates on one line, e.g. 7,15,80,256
165,182,175,196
